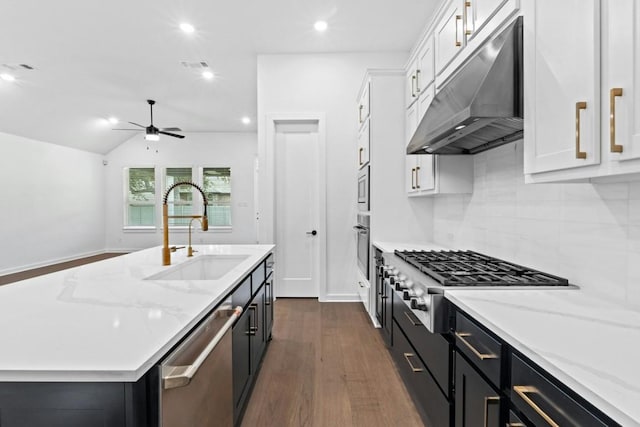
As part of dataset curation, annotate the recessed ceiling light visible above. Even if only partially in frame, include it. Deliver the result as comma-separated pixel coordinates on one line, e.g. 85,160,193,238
108,117,119,124
180,22,195,34
241,117,251,125
202,70,214,80
0,73,15,82
314,21,328,32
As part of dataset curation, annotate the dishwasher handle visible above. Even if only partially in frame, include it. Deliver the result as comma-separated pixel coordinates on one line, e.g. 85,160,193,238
162,306,242,390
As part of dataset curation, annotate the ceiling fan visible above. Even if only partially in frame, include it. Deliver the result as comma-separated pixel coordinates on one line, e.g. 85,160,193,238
113,99,184,140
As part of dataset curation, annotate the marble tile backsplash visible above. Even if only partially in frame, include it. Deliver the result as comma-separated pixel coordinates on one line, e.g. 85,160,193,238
432,140,640,309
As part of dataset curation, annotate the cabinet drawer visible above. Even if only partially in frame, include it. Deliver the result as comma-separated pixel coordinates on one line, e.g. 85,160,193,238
251,261,265,292
393,296,450,394
231,277,252,309
454,311,502,388
392,321,451,427
511,354,610,427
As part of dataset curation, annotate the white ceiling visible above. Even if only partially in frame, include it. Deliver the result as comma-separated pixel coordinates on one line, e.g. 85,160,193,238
0,0,441,154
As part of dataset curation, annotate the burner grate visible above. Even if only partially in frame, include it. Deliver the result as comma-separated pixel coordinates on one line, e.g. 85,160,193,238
395,250,569,287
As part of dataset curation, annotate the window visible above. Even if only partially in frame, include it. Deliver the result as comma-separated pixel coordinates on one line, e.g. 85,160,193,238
125,167,156,227
165,167,193,226
203,167,231,227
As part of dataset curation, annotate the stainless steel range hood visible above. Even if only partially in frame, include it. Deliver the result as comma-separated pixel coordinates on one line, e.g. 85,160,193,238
407,17,523,155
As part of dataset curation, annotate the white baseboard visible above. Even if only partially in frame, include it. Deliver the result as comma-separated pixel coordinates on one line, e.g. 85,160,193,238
0,249,109,276
321,293,360,302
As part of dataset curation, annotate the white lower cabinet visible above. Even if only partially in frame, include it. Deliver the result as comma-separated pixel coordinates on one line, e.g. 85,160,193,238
406,154,473,196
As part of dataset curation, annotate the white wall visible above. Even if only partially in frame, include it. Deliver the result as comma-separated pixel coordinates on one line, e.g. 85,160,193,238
104,132,257,251
257,52,408,301
431,140,640,308
0,132,106,274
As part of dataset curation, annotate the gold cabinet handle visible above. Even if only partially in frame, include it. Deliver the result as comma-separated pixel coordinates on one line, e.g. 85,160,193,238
359,147,364,165
415,69,421,94
411,167,416,189
513,386,560,427
610,88,624,153
358,104,363,123
415,166,420,189
484,396,499,427
575,101,588,159
455,15,462,47
404,311,420,326
465,1,472,35
455,332,498,360
506,423,525,427
403,353,424,372
411,74,417,98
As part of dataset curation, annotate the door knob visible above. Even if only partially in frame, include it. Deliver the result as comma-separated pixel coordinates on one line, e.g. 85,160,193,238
306,230,317,236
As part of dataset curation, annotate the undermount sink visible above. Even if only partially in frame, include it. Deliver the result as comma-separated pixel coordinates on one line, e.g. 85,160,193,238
146,254,250,281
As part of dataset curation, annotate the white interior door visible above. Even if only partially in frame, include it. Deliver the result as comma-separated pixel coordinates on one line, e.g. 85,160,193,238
275,120,320,297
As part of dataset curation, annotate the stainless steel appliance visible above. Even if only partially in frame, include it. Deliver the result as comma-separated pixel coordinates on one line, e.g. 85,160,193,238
357,165,370,211
380,249,574,333
353,214,370,280
407,17,523,155
159,303,242,427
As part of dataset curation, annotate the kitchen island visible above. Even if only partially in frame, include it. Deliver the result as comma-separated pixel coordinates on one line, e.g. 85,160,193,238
0,244,274,426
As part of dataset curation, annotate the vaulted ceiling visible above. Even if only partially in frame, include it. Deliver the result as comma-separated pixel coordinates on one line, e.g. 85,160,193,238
0,0,441,154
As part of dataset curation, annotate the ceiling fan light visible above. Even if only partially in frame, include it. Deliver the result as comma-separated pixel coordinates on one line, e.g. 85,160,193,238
145,133,160,141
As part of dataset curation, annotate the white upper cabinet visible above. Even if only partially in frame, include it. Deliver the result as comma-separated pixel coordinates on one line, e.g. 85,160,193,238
465,0,509,42
435,1,465,75
406,155,473,197
523,0,601,176
524,0,640,182
357,119,370,169
357,81,370,129
405,36,435,109
602,0,640,163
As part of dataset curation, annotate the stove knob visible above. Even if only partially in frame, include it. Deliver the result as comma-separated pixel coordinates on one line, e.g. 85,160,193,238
412,297,428,311
403,289,416,300
383,267,398,278
395,279,406,291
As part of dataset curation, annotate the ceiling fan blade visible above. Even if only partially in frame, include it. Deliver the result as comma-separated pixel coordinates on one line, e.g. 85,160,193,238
159,131,185,139
159,127,182,132
112,128,143,131
128,122,146,128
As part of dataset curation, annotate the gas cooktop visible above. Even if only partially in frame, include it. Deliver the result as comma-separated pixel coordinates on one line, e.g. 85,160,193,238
394,250,570,287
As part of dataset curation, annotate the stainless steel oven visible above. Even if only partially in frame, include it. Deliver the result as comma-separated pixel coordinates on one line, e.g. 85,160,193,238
357,165,369,211
353,214,370,280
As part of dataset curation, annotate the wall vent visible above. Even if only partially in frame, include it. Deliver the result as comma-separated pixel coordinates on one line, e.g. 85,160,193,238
180,61,210,69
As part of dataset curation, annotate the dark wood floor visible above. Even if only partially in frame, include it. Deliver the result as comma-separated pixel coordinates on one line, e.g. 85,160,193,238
0,253,125,286
241,298,425,427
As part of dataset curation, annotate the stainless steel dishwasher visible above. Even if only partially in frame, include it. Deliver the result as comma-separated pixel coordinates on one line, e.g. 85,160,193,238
159,302,242,427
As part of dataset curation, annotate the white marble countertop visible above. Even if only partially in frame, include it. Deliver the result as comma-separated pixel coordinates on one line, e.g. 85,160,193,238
0,244,274,383
446,289,640,426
